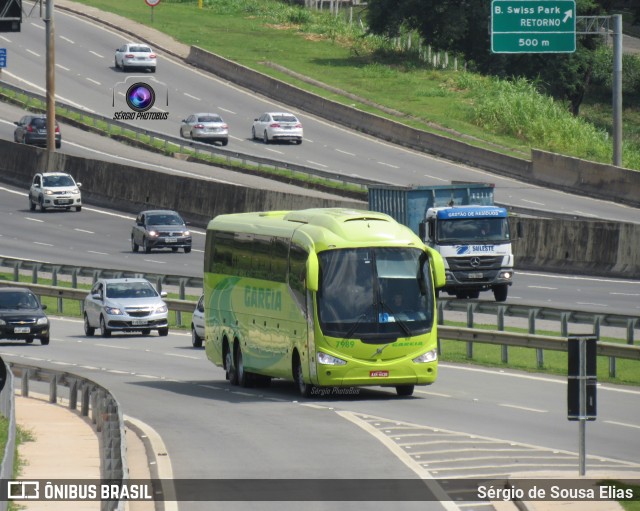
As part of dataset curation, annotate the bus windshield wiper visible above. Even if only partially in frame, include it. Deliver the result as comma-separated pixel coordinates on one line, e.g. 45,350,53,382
379,300,412,337
340,311,368,341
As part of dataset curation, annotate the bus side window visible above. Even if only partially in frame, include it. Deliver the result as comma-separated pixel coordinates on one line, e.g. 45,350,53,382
289,244,308,315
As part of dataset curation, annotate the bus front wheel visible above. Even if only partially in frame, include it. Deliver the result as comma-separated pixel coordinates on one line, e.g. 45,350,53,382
396,385,414,397
225,347,238,385
294,355,313,398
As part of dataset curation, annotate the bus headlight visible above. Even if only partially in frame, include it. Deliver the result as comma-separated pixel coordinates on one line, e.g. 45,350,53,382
317,352,346,366
412,349,437,363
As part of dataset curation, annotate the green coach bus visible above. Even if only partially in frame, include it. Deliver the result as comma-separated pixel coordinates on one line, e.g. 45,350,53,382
203,208,445,397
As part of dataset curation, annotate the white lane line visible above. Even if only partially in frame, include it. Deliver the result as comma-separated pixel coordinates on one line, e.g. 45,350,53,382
528,285,557,290
164,353,199,360
499,403,548,413
0,36,11,42
198,385,225,391
87,250,108,255
218,107,236,114
307,160,327,168
86,77,101,85
56,64,70,71
183,92,200,101
25,217,44,223
74,228,95,234
27,49,41,57
521,199,545,206
336,149,355,156
33,241,53,246
604,420,640,430
89,50,104,58
264,147,283,154
378,161,399,168
60,36,74,44
96,344,130,350
424,174,448,182
414,390,452,398
577,302,608,307
143,259,166,264
572,210,599,218
31,23,44,30
136,374,160,379
610,292,640,297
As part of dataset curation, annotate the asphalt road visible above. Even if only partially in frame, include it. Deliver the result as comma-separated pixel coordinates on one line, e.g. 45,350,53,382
2,317,639,511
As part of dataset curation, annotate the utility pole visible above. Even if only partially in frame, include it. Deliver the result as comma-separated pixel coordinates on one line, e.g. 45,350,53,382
44,0,55,157
612,14,622,167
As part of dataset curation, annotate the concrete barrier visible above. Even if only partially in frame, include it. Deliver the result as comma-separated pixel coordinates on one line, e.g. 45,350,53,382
1,139,638,279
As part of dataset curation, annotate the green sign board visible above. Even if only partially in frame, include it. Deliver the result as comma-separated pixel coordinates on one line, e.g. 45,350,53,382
491,0,576,53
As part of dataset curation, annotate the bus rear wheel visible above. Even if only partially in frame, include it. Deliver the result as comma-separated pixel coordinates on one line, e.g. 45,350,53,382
236,346,252,388
396,385,414,397
225,347,238,385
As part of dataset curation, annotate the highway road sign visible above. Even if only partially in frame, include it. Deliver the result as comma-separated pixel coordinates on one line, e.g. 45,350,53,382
491,0,576,53
0,48,6,68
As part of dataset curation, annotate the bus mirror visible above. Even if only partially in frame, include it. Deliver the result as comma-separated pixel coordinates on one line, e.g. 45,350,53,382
427,247,446,289
306,252,319,292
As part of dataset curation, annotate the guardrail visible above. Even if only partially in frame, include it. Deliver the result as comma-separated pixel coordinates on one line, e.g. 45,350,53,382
0,80,378,191
0,362,128,511
1,272,639,378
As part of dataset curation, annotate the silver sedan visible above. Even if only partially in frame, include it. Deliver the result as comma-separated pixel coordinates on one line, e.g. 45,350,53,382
180,113,229,146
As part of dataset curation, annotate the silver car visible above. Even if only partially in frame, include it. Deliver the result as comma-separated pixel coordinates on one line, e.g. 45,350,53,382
28,172,82,212
252,112,303,145
114,42,157,72
180,113,229,146
83,278,169,337
191,294,205,348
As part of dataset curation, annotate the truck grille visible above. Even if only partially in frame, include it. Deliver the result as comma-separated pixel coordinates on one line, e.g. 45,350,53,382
447,256,503,271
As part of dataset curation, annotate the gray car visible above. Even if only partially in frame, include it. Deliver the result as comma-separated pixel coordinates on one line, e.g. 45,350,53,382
83,278,169,337
14,115,61,148
131,209,192,253
180,113,229,146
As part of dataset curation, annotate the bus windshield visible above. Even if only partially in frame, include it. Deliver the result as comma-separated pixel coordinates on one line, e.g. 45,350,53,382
317,247,433,340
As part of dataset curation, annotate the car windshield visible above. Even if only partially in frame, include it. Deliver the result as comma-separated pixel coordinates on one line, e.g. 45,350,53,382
198,115,222,123
43,175,75,187
106,282,158,299
130,46,151,53
273,115,297,123
148,214,183,226
0,292,40,309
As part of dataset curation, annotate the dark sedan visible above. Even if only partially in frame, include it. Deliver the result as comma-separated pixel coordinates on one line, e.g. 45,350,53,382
0,288,50,345
131,209,192,253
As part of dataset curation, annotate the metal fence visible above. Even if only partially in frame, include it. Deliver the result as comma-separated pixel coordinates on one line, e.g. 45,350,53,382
0,362,128,511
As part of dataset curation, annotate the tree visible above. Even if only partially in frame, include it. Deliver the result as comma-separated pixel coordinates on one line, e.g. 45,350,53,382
366,0,603,115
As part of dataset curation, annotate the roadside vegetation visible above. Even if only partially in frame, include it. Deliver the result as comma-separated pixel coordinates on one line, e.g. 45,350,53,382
0,417,34,511
68,0,640,169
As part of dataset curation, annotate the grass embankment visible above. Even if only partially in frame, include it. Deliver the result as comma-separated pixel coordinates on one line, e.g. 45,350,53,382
68,0,640,169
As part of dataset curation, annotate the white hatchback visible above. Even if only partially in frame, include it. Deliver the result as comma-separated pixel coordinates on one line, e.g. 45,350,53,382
252,112,303,145
28,172,82,212
115,43,157,72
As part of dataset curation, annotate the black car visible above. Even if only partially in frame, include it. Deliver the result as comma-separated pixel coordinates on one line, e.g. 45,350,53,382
0,288,50,345
131,209,192,253
14,115,62,149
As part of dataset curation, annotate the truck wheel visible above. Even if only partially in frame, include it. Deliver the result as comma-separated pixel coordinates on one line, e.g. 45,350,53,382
493,284,508,302
467,290,480,299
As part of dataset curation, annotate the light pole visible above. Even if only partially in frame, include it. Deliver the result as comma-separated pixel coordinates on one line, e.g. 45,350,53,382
44,0,55,158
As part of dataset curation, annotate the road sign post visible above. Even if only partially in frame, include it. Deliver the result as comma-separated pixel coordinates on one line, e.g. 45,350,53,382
491,0,576,53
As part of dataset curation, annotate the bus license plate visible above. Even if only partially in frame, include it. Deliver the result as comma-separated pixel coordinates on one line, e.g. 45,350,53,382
468,272,483,279
14,327,31,333
370,370,389,378
132,320,148,326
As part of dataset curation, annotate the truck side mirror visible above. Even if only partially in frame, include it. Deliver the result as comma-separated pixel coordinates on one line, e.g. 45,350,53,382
418,221,427,241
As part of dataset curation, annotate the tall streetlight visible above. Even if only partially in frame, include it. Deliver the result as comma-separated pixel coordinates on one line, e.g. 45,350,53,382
44,0,55,159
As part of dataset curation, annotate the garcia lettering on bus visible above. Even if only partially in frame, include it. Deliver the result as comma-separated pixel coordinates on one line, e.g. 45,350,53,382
244,286,282,311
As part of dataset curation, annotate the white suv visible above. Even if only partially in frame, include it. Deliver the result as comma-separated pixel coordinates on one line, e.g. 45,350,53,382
28,172,82,212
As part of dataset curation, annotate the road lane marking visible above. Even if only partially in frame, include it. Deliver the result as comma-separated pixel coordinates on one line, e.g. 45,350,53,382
218,107,236,114
56,64,70,71
414,390,452,398
424,174,448,182
96,344,130,350
307,160,327,168
33,241,53,246
576,302,608,307
60,36,74,44
605,420,640,430
521,199,545,206
25,217,44,222
26,49,41,57
86,77,101,85
89,50,104,58
499,403,548,413
378,161,399,168
183,92,200,100
336,149,355,156
527,285,557,290
87,250,108,255
74,228,95,234
164,353,199,360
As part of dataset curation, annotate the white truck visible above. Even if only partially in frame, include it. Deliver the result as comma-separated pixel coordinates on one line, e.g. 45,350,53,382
368,182,520,302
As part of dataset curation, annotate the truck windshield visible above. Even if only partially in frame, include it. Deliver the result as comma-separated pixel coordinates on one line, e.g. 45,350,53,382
437,217,510,244
317,247,434,340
